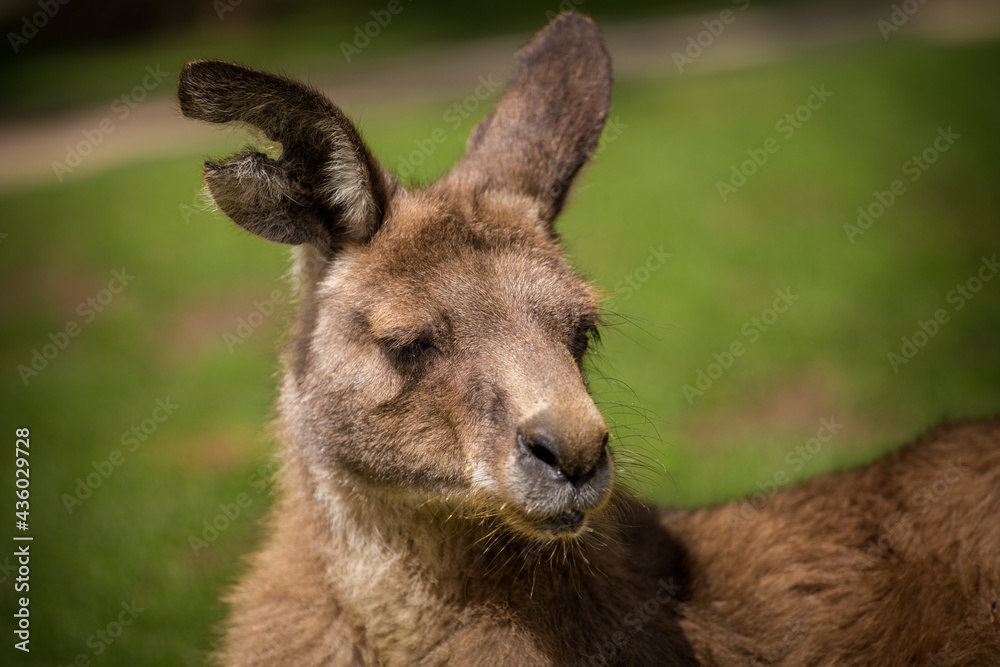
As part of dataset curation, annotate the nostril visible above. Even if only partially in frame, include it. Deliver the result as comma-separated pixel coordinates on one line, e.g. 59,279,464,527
517,426,611,488
572,444,607,487
522,432,561,472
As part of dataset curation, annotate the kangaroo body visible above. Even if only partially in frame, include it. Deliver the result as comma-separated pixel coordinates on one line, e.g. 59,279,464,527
177,13,1000,666
219,420,1000,666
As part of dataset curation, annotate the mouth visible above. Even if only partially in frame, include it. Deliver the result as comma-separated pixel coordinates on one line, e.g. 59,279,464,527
518,508,590,540
546,509,584,532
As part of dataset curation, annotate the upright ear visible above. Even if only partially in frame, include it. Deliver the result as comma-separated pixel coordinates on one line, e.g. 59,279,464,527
177,60,395,254
447,12,612,227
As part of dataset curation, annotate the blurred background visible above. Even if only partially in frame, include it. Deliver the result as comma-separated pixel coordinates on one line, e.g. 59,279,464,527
1,0,999,663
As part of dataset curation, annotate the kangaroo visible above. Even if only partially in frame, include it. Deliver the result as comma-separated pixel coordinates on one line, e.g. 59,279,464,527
178,12,1000,666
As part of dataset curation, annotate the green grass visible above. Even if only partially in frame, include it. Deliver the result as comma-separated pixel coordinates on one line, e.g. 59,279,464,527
0,0,745,118
1,36,999,665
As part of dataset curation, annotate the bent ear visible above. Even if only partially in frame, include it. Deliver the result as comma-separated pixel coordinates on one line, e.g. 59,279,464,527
447,12,612,227
178,60,395,253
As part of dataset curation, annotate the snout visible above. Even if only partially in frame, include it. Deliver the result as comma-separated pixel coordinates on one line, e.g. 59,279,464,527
508,409,614,535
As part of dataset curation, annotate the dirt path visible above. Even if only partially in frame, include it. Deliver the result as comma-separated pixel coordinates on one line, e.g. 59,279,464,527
2,0,998,192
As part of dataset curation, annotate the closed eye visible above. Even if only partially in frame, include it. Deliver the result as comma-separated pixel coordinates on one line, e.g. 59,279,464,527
381,332,437,368
569,319,600,361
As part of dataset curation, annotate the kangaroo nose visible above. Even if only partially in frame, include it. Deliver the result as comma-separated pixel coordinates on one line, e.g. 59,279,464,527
518,415,610,487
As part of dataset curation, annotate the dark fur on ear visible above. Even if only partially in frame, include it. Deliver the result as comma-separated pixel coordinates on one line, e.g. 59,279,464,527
447,12,612,226
178,60,395,252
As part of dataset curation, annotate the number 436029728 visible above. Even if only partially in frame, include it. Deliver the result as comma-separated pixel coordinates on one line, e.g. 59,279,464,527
15,428,30,528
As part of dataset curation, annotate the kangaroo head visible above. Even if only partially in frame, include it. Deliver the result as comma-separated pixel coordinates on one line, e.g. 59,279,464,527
178,12,614,543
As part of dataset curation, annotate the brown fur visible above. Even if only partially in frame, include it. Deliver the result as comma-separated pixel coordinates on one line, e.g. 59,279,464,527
177,13,1000,666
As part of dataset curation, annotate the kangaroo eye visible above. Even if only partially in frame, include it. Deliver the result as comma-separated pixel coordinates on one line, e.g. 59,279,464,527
383,335,437,368
569,321,600,361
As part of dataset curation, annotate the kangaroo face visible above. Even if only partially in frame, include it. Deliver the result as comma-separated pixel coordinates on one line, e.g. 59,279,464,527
294,190,612,539
178,13,614,541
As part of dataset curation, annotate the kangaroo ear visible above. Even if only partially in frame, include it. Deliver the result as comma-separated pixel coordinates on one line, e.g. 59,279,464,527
447,12,612,227
178,60,395,253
